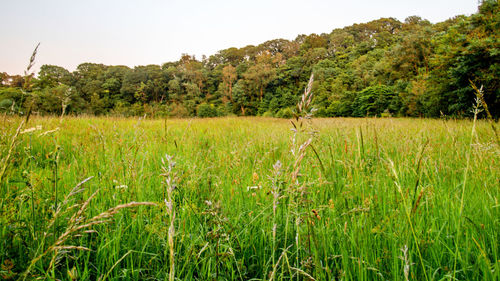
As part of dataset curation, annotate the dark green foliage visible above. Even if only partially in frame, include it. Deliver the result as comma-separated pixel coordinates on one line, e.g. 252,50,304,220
35,65,73,88
197,103,218,117
0,88,23,112
352,85,401,117
0,98,13,111
276,107,293,118
435,0,499,117
1,1,498,118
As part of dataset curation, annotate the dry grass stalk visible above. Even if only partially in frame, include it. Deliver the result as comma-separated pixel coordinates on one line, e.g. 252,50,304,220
399,245,413,281
60,87,73,123
470,81,499,146
0,119,26,183
411,139,429,214
268,245,293,281
0,44,39,183
286,73,316,277
290,73,316,187
296,73,314,115
411,188,426,215
161,154,177,281
21,176,156,280
387,159,429,281
452,93,483,279
270,160,282,272
22,43,40,90
291,138,312,185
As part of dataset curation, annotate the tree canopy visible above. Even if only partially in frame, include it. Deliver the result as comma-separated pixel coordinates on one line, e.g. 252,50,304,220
1,1,498,118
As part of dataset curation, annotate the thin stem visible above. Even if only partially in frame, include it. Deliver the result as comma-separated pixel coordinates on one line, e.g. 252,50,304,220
388,160,429,281
452,103,479,279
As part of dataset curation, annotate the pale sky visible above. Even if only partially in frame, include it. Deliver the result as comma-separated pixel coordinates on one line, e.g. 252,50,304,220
1,0,479,75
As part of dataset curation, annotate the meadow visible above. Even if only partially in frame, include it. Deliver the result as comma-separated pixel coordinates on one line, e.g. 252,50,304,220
0,114,498,280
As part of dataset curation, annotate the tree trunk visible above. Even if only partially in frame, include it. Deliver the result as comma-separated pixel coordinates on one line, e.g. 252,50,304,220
229,83,233,102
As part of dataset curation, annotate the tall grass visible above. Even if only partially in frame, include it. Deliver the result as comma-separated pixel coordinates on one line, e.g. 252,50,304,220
0,112,498,280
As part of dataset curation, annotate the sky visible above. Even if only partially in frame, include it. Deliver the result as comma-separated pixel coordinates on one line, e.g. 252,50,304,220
1,0,479,75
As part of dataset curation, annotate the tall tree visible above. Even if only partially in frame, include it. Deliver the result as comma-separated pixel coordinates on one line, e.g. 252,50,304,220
221,65,237,102
36,65,72,89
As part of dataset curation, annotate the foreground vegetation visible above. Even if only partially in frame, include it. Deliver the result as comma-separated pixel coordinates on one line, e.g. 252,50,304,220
0,113,498,280
1,1,498,118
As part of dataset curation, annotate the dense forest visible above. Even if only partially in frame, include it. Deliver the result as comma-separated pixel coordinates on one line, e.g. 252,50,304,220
1,1,498,118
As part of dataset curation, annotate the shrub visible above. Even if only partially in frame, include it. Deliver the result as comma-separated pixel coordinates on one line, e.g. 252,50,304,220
216,104,229,117
0,87,23,111
0,98,13,111
169,103,189,117
197,103,218,118
276,107,294,118
262,111,274,117
352,85,401,117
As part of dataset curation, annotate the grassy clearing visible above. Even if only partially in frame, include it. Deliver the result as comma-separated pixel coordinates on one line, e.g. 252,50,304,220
0,115,498,280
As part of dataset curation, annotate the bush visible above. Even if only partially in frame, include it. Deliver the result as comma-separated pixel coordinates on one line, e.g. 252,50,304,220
216,104,229,117
261,111,274,117
352,85,401,117
0,99,13,111
169,103,189,117
0,87,23,112
276,107,294,119
130,102,145,116
153,103,170,118
197,103,218,118
112,101,132,116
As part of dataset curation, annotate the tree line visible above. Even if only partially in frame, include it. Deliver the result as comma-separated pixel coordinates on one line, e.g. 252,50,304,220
1,1,498,118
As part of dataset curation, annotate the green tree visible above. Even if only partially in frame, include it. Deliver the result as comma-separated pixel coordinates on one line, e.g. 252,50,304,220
243,52,277,102
221,65,237,102
36,65,72,89
428,0,499,116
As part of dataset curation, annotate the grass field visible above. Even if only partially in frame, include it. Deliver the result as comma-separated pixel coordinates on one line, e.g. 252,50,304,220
0,115,498,280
